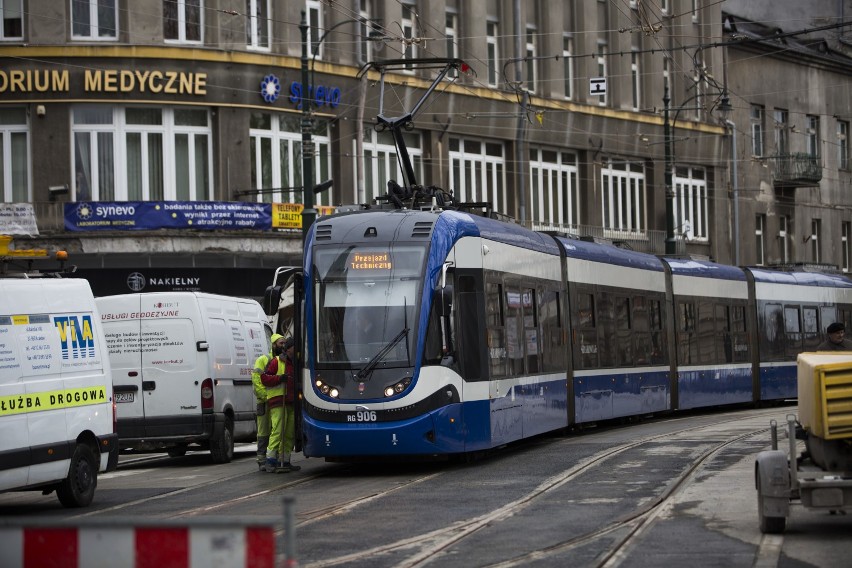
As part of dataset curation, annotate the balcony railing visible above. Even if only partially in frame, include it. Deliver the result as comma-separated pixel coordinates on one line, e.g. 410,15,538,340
771,153,822,187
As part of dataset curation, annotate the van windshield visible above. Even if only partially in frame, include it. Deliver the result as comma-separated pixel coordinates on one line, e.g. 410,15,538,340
312,244,426,368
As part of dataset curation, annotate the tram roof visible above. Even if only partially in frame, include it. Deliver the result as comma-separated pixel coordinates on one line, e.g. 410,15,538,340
663,258,747,281
747,266,852,288
554,236,665,272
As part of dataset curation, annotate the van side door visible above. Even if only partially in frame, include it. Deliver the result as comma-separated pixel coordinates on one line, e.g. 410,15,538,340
99,295,146,439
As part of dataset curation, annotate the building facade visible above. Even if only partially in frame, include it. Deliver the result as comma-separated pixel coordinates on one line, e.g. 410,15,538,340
0,1,850,297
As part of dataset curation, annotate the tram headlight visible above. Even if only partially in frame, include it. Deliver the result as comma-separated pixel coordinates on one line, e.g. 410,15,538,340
383,377,412,398
314,379,340,398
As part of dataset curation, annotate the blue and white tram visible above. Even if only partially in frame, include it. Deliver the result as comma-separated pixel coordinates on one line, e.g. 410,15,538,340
295,205,852,460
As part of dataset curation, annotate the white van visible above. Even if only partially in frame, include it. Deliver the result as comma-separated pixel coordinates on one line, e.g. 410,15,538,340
96,292,270,463
0,278,118,507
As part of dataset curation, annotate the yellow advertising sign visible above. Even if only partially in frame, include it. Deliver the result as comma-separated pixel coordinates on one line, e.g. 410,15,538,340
272,204,336,229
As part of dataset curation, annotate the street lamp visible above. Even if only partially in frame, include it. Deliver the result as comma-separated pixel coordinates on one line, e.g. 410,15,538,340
663,87,731,256
664,86,675,255
715,94,739,265
299,12,314,245
299,12,382,244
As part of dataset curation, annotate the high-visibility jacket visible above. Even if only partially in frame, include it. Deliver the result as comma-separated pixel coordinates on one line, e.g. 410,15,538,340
261,355,293,408
252,352,272,402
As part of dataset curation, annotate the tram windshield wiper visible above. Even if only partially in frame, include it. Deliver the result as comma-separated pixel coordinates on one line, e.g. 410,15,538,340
356,326,409,380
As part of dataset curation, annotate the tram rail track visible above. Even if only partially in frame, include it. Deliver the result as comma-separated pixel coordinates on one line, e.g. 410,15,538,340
296,409,778,568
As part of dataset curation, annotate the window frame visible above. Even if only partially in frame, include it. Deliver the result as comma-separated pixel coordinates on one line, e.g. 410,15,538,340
245,0,270,51
71,0,118,41
163,0,203,45
486,21,499,87
1,0,23,41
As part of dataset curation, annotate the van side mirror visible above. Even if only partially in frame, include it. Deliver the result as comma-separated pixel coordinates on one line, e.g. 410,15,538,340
262,285,283,316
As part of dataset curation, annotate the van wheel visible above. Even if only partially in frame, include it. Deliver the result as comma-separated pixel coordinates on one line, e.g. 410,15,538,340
57,444,97,508
210,418,234,463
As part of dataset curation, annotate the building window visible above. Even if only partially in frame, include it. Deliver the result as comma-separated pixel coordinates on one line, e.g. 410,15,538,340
674,166,707,241
72,105,213,202
596,43,608,106
486,21,499,87
245,0,270,50
529,148,579,229
0,107,29,202
164,0,202,44
774,109,789,155
1,0,23,40
354,129,422,205
601,158,646,234
661,0,669,14
844,222,851,273
811,218,821,263
401,2,416,71
250,113,332,206
307,0,322,57
838,120,849,170
779,214,790,264
449,137,506,215
445,11,458,78
72,0,117,40
806,115,820,157
751,104,764,157
358,0,373,64
631,51,640,111
563,35,574,100
755,214,766,266
526,26,537,93
692,0,700,22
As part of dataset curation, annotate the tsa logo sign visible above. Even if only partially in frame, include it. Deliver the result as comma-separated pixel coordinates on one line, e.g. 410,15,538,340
54,314,96,360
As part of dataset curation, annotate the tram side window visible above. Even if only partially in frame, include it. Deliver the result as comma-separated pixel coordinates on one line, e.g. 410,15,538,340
596,292,615,367
761,303,785,361
819,306,836,333
576,291,598,368
540,289,565,372
802,307,820,351
505,286,524,375
715,304,732,363
784,306,802,357
633,295,651,365
523,288,539,374
696,299,717,364
486,282,506,378
730,304,749,362
840,308,852,331
677,301,697,365
615,295,632,366
649,298,665,364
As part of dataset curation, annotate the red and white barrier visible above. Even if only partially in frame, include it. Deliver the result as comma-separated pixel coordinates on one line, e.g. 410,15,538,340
0,523,276,568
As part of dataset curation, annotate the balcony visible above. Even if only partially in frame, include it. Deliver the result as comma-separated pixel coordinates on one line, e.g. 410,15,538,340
771,153,822,187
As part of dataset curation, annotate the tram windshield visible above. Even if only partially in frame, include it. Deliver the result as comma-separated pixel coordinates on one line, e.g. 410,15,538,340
312,244,426,368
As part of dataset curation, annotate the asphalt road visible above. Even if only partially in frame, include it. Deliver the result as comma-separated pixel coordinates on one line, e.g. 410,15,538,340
1,405,849,567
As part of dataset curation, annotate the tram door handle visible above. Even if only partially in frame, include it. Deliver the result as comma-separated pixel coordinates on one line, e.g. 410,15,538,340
142,381,156,391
